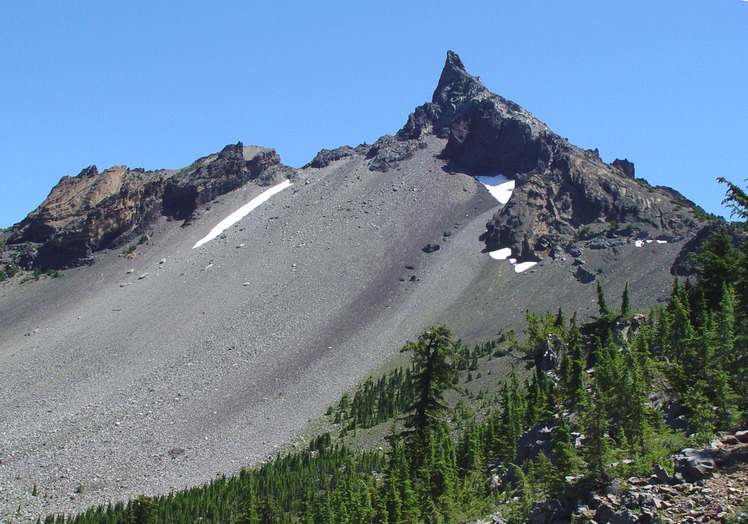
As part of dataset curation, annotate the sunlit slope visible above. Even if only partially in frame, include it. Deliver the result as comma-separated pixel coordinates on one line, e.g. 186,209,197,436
0,135,687,521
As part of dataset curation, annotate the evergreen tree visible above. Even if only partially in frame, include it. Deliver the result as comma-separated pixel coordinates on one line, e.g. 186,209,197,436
665,292,693,363
127,496,154,524
693,226,738,309
236,487,259,524
620,283,631,317
257,497,281,524
554,307,565,328
579,385,612,484
550,415,582,496
400,326,462,469
597,281,611,317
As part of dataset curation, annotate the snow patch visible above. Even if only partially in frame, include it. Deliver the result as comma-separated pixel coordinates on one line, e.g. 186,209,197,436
476,175,515,205
488,248,512,260
513,261,537,273
488,248,537,273
634,238,669,248
192,179,293,249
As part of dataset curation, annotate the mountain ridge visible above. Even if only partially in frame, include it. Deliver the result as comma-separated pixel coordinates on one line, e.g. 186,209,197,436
3,52,708,271
0,52,720,521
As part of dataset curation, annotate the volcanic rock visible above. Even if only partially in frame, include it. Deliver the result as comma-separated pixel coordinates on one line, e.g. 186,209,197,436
6,143,289,268
612,158,635,178
397,51,707,264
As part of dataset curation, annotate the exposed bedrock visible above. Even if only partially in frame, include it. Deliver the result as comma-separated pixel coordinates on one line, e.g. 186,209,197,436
392,51,708,261
6,51,711,270
7,143,288,268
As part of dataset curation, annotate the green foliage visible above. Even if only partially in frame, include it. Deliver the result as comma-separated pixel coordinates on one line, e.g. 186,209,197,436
0,263,20,281
692,226,738,308
330,367,416,431
400,327,462,444
718,177,748,223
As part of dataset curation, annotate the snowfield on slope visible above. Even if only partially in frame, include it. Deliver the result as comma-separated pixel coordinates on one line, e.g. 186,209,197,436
475,175,515,204
193,179,293,249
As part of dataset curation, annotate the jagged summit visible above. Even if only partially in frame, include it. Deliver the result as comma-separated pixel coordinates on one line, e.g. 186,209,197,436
4,51,710,269
398,51,707,260
431,50,489,114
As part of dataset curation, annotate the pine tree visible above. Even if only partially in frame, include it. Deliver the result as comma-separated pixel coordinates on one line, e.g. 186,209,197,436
566,320,585,405
693,226,738,309
620,283,631,317
456,418,482,476
665,292,694,363
597,281,611,316
236,487,259,524
400,326,462,471
554,307,565,328
579,384,612,484
550,415,582,497
127,496,154,524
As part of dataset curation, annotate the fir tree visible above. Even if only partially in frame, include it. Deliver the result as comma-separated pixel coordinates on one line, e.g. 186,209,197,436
597,281,611,317
620,283,631,317
400,326,463,470
579,385,612,484
693,226,738,309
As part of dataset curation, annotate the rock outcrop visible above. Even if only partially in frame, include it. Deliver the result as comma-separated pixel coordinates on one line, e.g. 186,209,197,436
495,434,748,523
6,143,290,268
390,51,708,261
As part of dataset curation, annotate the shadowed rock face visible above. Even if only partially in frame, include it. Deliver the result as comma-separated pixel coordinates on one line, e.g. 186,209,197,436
394,51,707,261
7,144,288,268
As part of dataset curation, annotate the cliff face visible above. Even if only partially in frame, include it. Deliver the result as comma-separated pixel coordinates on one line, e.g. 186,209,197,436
7,143,289,268
393,51,706,260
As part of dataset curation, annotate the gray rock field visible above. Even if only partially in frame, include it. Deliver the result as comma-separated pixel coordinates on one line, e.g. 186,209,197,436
0,52,707,521
0,135,689,521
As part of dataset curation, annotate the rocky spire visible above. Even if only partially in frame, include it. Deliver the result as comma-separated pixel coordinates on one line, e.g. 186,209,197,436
431,51,488,126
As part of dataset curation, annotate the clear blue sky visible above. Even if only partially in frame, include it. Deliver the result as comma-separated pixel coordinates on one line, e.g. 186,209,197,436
2,1,746,228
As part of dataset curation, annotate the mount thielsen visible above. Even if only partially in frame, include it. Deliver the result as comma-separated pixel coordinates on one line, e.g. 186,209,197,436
0,52,721,521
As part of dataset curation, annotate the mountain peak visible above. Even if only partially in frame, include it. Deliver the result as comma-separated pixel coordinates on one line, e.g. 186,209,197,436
432,51,487,110
444,50,466,74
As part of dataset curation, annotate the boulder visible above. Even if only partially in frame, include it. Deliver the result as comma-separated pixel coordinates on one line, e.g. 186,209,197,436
674,448,715,482
653,464,671,484
574,266,596,284
526,499,567,524
608,509,638,524
593,501,615,523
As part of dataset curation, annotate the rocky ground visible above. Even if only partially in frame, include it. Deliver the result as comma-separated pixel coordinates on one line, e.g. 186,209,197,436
0,137,692,522
496,431,748,524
